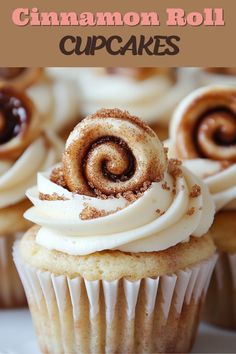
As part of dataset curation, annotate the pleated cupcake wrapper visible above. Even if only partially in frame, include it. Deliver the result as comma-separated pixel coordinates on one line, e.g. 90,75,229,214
204,252,236,330
215,252,236,290
13,242,217,353
0,233,26,308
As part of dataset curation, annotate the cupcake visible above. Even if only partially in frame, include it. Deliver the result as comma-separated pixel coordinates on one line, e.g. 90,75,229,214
195,67,236,86
14,108,216,353
169,85,236,329
48,67,196,140
0,67,80,138
0,85,62,307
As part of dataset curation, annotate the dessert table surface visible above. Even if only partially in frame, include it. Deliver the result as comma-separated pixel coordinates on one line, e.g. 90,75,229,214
0,309,235,354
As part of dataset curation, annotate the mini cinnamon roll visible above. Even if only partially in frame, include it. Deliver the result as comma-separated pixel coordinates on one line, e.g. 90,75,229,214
0,68,43,90
0,85,41,159
63,108,167,196
171,86,236,162
0,68,80,139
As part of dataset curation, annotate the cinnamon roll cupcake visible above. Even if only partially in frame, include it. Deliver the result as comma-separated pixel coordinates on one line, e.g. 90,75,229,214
14,108,216,354
169,85,236,329
0,86,62,308
196,67,236,86
0,67,80,138
48,67,195,140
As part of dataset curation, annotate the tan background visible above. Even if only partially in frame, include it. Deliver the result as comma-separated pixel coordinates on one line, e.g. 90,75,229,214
0,0,234,66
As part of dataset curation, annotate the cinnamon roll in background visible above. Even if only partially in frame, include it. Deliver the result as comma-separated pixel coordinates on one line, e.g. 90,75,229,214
0,68,80,139
0,86,63,307
168,85,236,329
47,67,196,140
14,108,217,354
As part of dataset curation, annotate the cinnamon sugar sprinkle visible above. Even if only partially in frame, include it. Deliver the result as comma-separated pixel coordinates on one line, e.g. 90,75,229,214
50,165,67,188
187,207,195,216
168,159,183,178
189,184,201,198
80,205,122,220
39,193,68,201
161,181,171,191
89,108,153,135
156,209,165,216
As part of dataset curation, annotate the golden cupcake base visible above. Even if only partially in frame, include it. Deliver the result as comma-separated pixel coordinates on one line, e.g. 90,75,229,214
14,229,217,354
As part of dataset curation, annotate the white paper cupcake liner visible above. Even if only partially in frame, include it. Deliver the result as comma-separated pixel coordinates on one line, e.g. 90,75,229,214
13,242,217,354
204,252,236,330
0,233,26,308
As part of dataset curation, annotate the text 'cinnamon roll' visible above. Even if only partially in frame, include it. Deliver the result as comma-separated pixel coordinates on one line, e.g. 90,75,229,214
171,86,236,162
62,108,167,196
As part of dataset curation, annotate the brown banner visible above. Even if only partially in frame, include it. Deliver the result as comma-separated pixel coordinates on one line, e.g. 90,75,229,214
0,0,234,66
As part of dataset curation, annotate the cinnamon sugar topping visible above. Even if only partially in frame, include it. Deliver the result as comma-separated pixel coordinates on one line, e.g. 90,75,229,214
187,207,195,216
168,159,183,178
156,209,165,216
161,181,171,191
80,205,122,220
89,108,153,135
39,193,68,201
189,184,201,198
50,165,67,188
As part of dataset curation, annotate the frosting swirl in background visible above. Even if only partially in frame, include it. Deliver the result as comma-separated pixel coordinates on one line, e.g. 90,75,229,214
0,131,63,209
28,75,80,132
169,85,236,212
24,109,214,256
47,68,196,125
194,68,236,87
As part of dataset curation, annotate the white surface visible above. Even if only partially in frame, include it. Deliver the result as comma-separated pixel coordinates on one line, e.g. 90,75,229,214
0,309,235,354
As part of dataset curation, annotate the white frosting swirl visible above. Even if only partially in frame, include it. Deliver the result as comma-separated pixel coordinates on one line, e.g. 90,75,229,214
0,132,63,208
183,160,236,212
47,68,196,125
27,74,80,132
24,164,214,255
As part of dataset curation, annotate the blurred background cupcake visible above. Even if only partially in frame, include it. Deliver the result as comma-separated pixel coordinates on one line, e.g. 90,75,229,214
48,67,196,140
195,67,236,87
14,109,216,353
168,85,236,330
0,85,62,307
0,68,80,139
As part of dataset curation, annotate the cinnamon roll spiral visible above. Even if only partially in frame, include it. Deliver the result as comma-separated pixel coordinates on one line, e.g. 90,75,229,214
0,86,41,159
172,86,236,162
0,68,43,90
63,109,167,196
